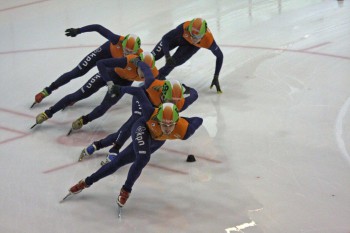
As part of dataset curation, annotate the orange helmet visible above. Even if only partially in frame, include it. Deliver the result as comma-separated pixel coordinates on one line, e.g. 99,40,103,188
140,51,155,68
161,80,184,104
188,18,207,39
157,103,179,123
122,34,141,55
157,103,179,135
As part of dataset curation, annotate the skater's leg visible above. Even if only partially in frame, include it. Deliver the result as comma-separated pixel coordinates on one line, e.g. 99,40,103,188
80,74,132,125
47,43,111,93
45,73,105,117
122,119,152,193
85,143,136,185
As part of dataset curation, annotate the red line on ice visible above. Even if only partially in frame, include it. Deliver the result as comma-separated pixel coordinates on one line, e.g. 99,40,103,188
299,42,331,51
0,107,70,125
0,134,29,145
0,125,28,135
0,0,49,12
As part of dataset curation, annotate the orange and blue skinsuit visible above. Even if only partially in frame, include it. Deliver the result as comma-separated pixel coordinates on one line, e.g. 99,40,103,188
43,24,142,95
42,53,153,125
91,61,198,153
83,84,203,194
151,20,223,79
77,53,159,125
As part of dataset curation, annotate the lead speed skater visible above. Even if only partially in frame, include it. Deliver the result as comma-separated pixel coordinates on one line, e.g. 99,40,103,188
151,17,224,93
61,83,203,214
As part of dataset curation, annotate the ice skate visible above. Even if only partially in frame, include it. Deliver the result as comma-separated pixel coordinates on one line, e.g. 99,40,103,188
60,179,90,203
66,128,73,136
78,144,97,161
67,116,84,135
36,112,49,124
30,102,37,108
117,188,130,207
100,153,117,166
69,179,89,194
72,116,84,130
31,112,49,128
100,144,120,165
60,193,73,203
117,188,130,220
116,188,129,217
31,88,49,108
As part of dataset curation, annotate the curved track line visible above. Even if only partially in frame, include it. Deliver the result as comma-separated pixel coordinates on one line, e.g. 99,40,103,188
335,97,350,164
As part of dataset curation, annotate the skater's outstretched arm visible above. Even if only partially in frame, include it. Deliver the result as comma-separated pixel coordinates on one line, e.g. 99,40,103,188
96,57,128,83
180,84,198,112
65,24,121,44
182,117,203,140
138,62,156,89
208,40,224,78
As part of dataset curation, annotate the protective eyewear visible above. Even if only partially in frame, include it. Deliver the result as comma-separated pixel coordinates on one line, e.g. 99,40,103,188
190,32,204,40
159,121,176,127
123,47,135,56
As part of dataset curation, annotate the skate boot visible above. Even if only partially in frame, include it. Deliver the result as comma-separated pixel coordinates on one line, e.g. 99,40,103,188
100,153,117,166
72,116,84,130
100,143,120,165
36,112,49,124
117,188,130,207
67,116,85,135
60,179,91,202
69,179,90,194
35,88,50,103
78,144,97,161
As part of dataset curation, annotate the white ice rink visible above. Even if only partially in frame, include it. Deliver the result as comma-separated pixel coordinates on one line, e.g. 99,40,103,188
1,0,350,232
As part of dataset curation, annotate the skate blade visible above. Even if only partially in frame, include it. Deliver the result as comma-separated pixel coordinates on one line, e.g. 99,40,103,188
117,205,122,219
78,151,85,162
66,128,73,136
30,123,37,129
60,193,72,203
30,102,37,108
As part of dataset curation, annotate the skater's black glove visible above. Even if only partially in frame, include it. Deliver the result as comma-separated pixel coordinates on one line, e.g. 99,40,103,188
182,83,191,95
110,85,121,97
130,57,141,67
165,55,176,66
210,74,222,94
107,81,121,98
65,28,80,37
